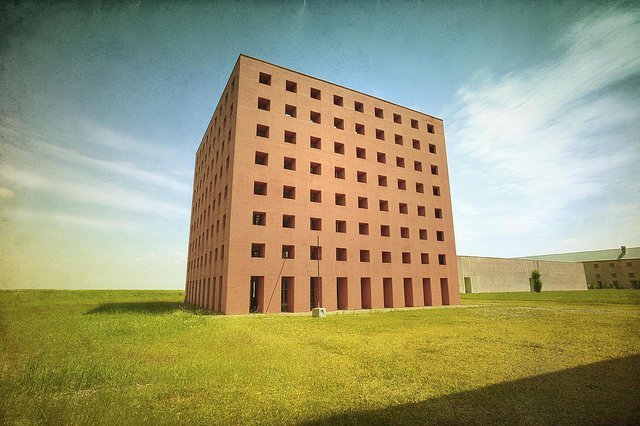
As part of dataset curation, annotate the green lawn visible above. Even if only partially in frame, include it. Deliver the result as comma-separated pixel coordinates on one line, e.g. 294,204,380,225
1,290,638,425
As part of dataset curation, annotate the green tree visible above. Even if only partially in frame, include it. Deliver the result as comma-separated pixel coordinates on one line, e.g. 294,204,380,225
531,269,543,293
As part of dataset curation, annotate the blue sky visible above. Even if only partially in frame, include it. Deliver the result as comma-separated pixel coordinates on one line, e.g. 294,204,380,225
1,1,638,289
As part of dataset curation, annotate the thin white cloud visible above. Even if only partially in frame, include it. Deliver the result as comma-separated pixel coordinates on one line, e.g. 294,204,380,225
11,208,141,231
0,165,187,219
447,8,640,255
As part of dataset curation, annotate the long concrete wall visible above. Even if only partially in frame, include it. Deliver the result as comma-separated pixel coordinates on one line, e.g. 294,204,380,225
457,256,587,293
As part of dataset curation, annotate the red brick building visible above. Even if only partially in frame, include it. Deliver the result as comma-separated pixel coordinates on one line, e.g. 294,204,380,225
185,55,460,314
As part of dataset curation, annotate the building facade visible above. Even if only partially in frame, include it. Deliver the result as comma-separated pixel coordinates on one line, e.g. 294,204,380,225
522,246,640,289
457,256,587,293
185,55,460,314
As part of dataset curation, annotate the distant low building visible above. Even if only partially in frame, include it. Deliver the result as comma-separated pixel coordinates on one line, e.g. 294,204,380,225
457,256,587,293
521,246,640,289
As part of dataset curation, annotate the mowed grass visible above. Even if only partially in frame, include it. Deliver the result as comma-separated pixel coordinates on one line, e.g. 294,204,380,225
1,290,639,425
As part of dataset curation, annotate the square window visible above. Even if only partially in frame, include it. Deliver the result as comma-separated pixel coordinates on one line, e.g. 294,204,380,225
283,157,296,170
355,123,365,135
419,229,427,240
285,104,297,117
380,225,390,237
310,162,322,175
310,87,321,100
427,123,435,134
414,161,423,172
356,147,366,159
284,130,297,144
379,199,389,212
431,165,439,175
402,252,411,264
416,183,424,193
376,129,385,140
334,142,345,154
257,97,270,111
398,179,407,190
435,208,443,219
251,243,265,258
357,171,367,183
374,107,384,118
433,186,441,196
411,119,419,129
396,157,405,168
335,166,345,179
335,220,347,233
377,152,386,163
282,245,295,259
253,181,267,195
255,151,268,165
412,139,421,150
310,189,322,203
360,250,371,262
253,211,266,226
378,175,387,187
256,124,269,138
417,205,426,216
438,254,446,265
400,227,409,238
358,197,368,209
259,72,271,85
283,185,296,199
421,253,430,264
395,134,403,145
310,246,322,260
355,101,364,112
283,214,295,228
310,136,321,149
359,222,369,235
336,248,347,261
332,117,345,130
334,95,343,106
335,193,346,206
286,80,297,92
399,202,408,214
429,143,437,154
436,231,445,241
310,217,322,231
382,251,392,263
393,113,402,124
310,111,321,124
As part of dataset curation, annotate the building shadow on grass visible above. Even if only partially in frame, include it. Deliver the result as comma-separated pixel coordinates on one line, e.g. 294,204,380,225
86,302,211,315
304,355,640,425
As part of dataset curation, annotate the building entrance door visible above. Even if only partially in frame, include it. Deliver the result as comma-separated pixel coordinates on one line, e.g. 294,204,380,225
464,277,472,293
250,277,260,313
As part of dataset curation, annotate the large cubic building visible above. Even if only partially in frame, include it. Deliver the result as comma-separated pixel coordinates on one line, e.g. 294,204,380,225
185,55,460,314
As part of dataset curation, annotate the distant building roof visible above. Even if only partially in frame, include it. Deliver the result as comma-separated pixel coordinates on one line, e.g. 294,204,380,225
519,246,640,263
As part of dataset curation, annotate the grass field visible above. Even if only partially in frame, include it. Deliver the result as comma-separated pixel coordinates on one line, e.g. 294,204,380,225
1,290,639,425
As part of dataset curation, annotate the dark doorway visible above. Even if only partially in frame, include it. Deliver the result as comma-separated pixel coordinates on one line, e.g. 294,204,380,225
250,276,263,313
383,278,393,308
310,277,322,310
403,278,414,307
361,278,371,309
440,278,450,305
336,277,348,310
281,276,294,312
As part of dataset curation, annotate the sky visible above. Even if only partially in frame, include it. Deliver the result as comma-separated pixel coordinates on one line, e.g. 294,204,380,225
1,0,638,289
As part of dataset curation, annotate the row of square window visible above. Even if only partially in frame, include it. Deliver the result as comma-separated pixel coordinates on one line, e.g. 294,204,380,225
251,243,447,265
593,262,635,268
595,273,636,278
258,72,436,133
253,181,442,203
254,212,444,232
256,124,437,154
255,151,438,175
